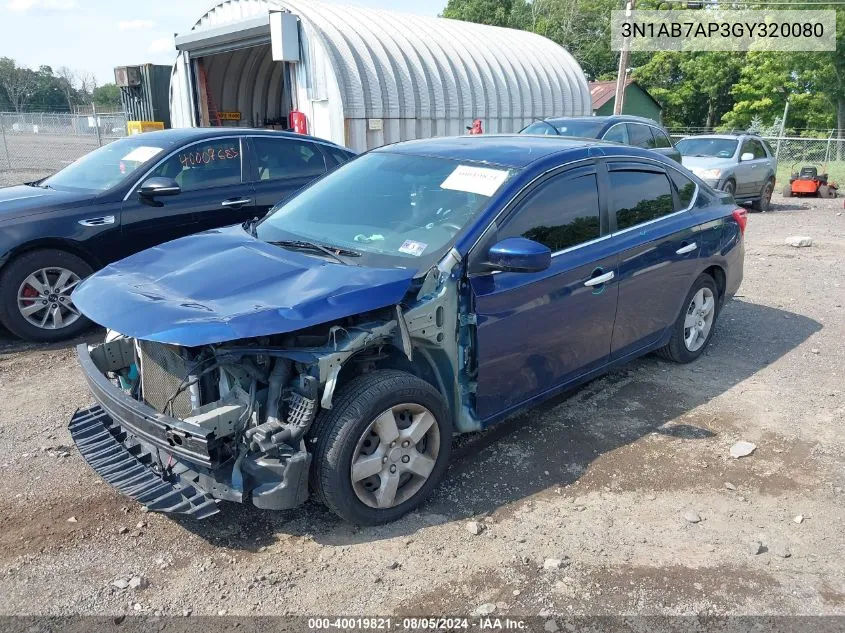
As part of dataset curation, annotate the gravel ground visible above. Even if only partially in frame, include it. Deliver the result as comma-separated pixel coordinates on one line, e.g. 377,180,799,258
0,193,843,618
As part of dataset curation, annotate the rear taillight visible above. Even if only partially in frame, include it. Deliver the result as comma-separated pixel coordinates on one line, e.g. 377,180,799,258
732,208,747,235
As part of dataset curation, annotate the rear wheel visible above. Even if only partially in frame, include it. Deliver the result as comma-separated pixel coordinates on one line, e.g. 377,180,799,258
782,184,794,198
751,179,774,212
657,274,719,364
819,185,831,198
0,249,93,342
308,370,452,525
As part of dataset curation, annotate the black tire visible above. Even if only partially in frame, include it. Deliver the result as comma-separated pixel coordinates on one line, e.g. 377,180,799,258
722,179,736,197
308,370,452,525
0,249,94,342
819,185,831,199
750,178,774,212
657,273,719,364
782,184,794,198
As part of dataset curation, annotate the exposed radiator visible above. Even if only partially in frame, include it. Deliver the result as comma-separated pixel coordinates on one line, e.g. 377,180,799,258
137,340,193,418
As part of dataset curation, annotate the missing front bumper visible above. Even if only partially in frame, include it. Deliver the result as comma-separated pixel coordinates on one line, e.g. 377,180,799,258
69,406,219,518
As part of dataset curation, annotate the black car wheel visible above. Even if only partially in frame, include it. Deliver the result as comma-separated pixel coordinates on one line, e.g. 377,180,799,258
0,249,93,342
308,370,452,525
657,273,720,364
722,179,736,197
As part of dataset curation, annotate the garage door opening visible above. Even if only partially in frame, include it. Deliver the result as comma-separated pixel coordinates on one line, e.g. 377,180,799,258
194,44,293,130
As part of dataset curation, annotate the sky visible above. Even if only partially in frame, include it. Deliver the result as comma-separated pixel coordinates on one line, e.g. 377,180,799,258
1,0,445,85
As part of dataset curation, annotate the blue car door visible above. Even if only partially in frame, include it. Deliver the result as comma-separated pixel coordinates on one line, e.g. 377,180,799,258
604,160,701,360
469,163,619,422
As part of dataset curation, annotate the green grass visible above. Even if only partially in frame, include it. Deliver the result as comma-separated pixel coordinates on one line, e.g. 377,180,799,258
775,162,845,189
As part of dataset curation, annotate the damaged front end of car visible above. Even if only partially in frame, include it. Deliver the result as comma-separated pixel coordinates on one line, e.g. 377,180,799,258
69,249,478,519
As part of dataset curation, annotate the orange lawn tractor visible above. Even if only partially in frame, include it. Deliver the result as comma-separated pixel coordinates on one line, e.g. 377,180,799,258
782,163,838,198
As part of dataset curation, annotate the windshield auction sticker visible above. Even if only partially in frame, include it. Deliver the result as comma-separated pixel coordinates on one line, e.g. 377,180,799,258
611,10,836,52
441,165,510,197
121,146,164,163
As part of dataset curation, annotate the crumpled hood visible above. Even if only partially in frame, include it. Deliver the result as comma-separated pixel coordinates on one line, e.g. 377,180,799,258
72,226,416,346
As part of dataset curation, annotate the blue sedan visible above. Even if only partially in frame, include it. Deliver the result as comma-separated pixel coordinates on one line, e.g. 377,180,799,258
68,135,745,524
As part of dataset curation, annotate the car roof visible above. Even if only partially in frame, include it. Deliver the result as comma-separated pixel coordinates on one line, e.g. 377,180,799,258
127,127,346,148
542,115,663,126
374,134,652,168
679,133,760,140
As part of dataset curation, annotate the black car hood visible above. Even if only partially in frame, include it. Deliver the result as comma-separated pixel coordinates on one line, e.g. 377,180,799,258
0,185,93,221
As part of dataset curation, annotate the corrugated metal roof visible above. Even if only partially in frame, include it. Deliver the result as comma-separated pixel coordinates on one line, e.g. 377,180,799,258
589,79,628,110
184,0,592,121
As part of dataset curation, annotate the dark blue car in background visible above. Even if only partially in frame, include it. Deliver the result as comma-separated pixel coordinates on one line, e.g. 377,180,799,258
68,135,746,525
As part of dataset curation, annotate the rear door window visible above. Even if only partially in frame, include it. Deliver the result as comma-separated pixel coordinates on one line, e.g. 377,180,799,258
322,146,355,169
252,137,327,181
627,124,656,149
147,139,243,191
500,171,601,252
652,129,673,148
609,169,675,231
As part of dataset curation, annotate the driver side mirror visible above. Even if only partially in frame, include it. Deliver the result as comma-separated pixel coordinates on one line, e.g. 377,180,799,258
138,177,181,199
740,152,754,162
487,237,551,273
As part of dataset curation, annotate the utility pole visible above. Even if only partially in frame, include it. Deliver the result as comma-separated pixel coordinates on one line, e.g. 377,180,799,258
613,0,634,115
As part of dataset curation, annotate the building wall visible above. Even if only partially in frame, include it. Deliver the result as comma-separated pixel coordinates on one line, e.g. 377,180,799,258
171,0,594,152
596,85,662,122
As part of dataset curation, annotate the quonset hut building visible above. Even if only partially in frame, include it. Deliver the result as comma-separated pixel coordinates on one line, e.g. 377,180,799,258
170,0,592,152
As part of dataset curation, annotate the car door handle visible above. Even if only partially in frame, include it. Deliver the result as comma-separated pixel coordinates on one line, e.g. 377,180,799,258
584,271,615,287
221,198,253,207
676,242,698,255
78,216,116,227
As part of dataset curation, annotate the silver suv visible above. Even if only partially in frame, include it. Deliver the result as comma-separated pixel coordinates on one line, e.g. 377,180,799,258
676,133,777,212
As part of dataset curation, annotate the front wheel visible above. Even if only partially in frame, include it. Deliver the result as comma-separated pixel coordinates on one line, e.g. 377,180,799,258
308,370,452,525
722,179,736,197
657,274,719,364
0,249,93,342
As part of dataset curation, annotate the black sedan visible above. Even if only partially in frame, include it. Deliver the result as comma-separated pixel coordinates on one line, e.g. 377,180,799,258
521,115,681,163
0,128,354,342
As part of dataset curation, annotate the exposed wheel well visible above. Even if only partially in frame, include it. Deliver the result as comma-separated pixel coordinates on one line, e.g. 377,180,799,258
702,265,726,303
334,345,441,395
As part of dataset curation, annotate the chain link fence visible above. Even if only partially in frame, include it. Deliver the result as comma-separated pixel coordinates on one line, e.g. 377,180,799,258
0,111,129,187
669,130,845,187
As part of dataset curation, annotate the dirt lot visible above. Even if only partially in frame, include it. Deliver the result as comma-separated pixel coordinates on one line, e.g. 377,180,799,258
0,194,843,619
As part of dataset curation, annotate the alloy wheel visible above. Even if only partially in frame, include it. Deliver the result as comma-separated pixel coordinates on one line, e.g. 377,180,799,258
683,287,715,352
16,267,82,330
350,403,440,509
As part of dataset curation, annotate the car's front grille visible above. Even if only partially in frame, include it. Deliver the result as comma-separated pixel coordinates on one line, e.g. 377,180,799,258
138,340,193,418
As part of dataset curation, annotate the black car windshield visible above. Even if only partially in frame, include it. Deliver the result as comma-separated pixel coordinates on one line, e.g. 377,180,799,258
676,138,738,158
255,152,514,268
41,136,178,192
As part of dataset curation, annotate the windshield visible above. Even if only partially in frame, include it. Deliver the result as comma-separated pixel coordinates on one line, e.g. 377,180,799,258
41,136,177,192
520,121,559,136
676,138,738,159
552,120,605,138
255,152,514,268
